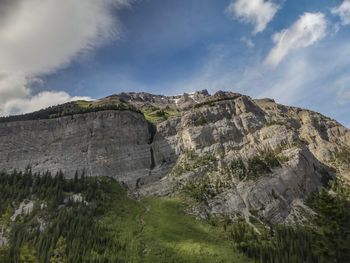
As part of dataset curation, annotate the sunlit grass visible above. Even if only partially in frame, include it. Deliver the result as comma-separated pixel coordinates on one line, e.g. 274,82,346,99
101,185,252,263
143,109,180,123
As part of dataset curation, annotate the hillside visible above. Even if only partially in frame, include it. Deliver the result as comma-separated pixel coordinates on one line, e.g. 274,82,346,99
0,90,349,262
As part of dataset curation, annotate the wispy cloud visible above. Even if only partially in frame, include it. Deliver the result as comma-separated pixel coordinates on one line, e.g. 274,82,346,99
227,0,280,33
162,31,350,127
264,12,327,67
0,0,133,116
332,0,350,26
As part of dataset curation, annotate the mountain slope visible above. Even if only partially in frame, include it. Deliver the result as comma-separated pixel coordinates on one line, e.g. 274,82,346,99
0,90,349,223
0,90,349,262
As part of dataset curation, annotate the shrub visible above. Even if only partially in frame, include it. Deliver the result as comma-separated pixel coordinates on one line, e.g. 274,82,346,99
183,175,216,203
230,159,246,180
247,156,272,178
194,115,207,126
334,146,350,167
230,149,284,181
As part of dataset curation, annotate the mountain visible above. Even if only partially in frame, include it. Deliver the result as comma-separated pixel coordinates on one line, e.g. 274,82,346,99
0,90,349,262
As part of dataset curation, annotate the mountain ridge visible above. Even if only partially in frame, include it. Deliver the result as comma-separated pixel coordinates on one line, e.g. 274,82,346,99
0,90,349,225
0,90,349,262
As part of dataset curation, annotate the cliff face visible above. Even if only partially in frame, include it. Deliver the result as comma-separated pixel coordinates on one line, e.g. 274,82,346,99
0,110,166,187
139,93,350,223
0,91,349,223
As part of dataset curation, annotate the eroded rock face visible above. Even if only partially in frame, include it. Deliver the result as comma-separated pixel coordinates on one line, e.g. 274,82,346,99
0,91,349,223
204,148,331,224
0,110,174,187
140,93,349,223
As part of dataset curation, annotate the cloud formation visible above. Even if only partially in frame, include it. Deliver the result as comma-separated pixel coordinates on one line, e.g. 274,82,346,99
227,0,280,33
332,0,350,26
0,0,131,116
264,12,327,67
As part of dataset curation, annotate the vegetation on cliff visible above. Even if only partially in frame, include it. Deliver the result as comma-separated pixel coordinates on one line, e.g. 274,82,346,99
180,149,288,203
228,179,350,263
0,98,140,123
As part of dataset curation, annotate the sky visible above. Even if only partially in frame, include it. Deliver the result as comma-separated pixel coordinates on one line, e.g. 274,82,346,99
0,0,349,127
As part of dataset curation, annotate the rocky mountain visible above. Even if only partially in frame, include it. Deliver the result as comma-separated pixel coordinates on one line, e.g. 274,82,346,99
0,90,349,226
1,90,350,263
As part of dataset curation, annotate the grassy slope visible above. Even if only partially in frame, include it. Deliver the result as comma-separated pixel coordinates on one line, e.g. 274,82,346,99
101,183,250,263
143,109,180,123
0,171,251,262
142,198,249,263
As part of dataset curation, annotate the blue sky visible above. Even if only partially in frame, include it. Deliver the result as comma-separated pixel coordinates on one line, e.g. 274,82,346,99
0,0,349,127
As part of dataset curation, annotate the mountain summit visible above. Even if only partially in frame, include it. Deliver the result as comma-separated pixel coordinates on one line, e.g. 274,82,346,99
0,90,349,262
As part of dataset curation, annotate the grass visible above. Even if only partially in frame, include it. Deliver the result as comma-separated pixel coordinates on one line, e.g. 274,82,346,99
141,197,250,263
0,171,251,262
143,109,180,123
101,183,251,263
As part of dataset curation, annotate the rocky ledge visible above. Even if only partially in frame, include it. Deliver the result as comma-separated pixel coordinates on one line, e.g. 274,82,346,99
0,90,349,223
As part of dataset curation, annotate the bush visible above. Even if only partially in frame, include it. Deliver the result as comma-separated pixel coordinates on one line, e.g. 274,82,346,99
194,115,207,126
230,159,246,180
334,146,350,167
229,149,283,181
247,156,272,178
183,175,215,203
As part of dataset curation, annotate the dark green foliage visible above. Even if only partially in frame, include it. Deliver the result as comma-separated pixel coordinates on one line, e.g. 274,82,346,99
229,159,246,180
246,156,272,178
229,149,283,181
334,146,350,167
0,169,134,262
229,220,318,263
193,96,240,109
182,150,284,203
259,149,282,169
182,175,216,203
228,181,350,263
306,188,350,262
0,169,251,263
193,115,207,126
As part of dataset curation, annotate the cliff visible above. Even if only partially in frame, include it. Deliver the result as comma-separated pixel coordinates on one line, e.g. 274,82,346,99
0,90,349,223
0,110,165,187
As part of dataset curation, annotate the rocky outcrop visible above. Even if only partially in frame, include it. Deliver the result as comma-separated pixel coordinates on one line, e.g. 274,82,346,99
204,147,331,224
0,91,349,223
0,110,173,187
138,92,349,222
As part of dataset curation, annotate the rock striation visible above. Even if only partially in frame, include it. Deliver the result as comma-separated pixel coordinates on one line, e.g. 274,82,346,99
0,110,173,187
0,90,349,223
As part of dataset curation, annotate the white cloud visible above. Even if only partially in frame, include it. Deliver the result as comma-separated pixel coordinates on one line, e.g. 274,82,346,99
227,0,280,33
0,0,132,116
332,0,350,26
162,33,350,127
264,12,327,67
2,91,90,116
